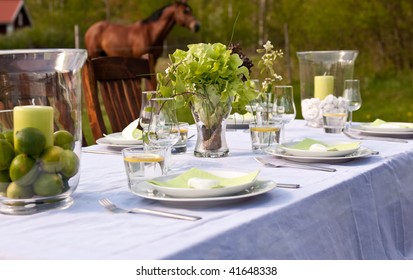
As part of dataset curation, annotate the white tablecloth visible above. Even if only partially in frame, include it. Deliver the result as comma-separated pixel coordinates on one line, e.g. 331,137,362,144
1,120,413,260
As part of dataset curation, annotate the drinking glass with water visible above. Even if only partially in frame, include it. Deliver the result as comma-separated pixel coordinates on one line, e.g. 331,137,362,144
322,107,348,133
122,147,165,190
249,121,281,153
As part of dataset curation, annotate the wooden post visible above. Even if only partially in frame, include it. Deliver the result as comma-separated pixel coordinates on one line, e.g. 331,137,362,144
284,23,292,84
258,0,266,46
74,24,79,49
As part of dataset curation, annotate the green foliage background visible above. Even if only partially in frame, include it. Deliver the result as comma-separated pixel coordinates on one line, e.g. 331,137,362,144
1,0,413,127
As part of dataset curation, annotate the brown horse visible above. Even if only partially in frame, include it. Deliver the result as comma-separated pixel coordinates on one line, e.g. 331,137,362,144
84,0,200,64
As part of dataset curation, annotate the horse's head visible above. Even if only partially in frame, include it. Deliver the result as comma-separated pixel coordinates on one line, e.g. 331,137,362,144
173,0,200,33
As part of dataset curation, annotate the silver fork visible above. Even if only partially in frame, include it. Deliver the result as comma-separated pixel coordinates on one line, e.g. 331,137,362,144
255,157,336,172
99,198,201,221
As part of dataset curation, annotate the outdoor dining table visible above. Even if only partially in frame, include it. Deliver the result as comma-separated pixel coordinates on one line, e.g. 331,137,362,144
1,119,412,260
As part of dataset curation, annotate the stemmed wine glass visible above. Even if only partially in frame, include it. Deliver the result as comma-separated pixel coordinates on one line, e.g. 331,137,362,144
343,79,362,130
139,91,158,132
140,96,179,174
273,85,296,143
245,79,261,113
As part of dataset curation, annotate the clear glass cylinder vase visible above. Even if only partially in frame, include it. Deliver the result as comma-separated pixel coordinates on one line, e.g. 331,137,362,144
296,50,358,127
0,49,87,215
189,95,231,158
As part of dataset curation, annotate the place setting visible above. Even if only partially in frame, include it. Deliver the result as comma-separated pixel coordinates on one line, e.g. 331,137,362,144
83,125,143,155
129,168,277,207
95,118,144,150
265,137,377,164
96,133,143,148
246,82,376,165
340,80,410,142
122,144,279,207
349,119,413,140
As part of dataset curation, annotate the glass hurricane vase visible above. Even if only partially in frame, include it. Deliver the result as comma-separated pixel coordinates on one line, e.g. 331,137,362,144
0,49,87,215
296,50,358,127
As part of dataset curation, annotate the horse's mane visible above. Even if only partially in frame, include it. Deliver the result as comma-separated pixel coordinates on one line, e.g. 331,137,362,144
142,5,169,24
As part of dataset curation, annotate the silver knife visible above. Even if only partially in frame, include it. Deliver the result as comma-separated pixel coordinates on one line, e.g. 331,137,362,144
255,157,337,172
82,149,122,155
356,135,408,143
277,183,300,188
343,130,409,143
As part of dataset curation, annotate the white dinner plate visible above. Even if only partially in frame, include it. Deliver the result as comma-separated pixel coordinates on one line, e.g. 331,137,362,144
358,122,413,132
351,125,413,138
103,132,143,145
280,140,360,157
227,113,253,129
96,136,143,149
130,180,276,207
266,146,376,163
147,170,259,198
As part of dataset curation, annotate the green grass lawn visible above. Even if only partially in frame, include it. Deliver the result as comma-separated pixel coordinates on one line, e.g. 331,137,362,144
358,71,413,123
82,58,413,146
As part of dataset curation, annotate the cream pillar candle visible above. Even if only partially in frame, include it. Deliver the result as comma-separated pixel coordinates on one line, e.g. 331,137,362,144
13,105,54,148
314,75,334,100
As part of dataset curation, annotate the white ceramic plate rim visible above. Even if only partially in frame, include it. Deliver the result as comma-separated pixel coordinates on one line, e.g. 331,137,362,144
227,113,253,124
266,146,374,163
103,132,143,145
147,170,259,198
280,140,360,157
130,180,276,203
96,137,143,148
359,122,413,132
353,125,413,136
227,118,250,124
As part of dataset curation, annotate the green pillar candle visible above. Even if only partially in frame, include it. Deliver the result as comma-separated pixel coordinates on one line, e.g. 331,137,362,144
13,105,54,148
314,75,334,100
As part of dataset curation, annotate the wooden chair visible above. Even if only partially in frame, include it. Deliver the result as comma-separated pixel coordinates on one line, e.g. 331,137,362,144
82,56,156,145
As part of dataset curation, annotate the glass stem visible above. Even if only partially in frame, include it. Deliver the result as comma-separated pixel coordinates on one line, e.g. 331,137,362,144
348,111,353,131
280,123,285,144
164,146,172,174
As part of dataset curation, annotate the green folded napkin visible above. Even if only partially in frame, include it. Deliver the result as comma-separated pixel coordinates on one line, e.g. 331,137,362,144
148,168,260,189
287,138,326,150
329,142,361,151
370,119,387,127
287,138,360,151
370,119,413,128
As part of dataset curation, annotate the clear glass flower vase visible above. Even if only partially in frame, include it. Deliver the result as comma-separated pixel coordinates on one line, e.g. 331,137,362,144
189,95,231,158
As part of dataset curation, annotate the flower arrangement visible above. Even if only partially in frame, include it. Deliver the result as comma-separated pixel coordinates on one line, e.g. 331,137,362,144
157,42,255,116
157,42,255,156
256,40,284,94
244,41,284,122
